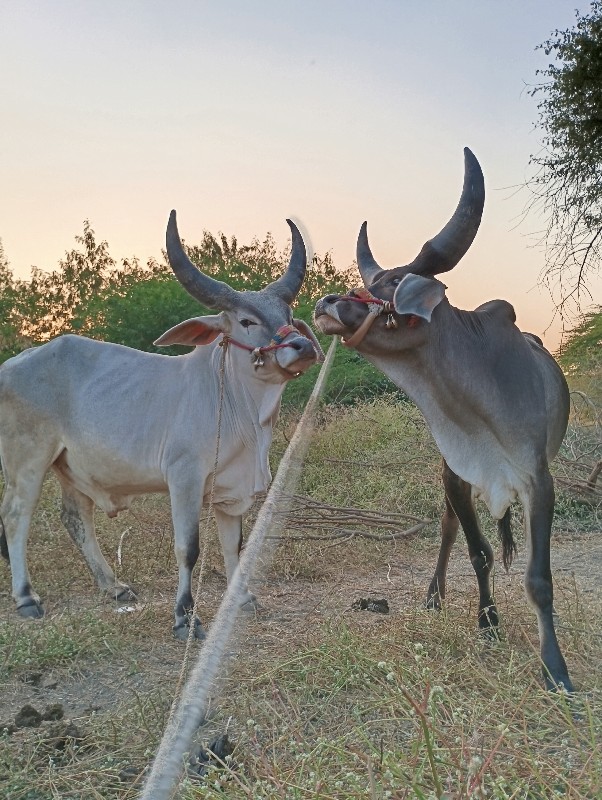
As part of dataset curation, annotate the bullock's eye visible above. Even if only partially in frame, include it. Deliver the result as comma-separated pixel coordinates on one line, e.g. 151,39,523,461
392,277,401,286
239,319,257,329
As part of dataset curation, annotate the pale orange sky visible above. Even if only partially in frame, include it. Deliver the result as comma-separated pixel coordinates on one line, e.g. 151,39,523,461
1,1,599,351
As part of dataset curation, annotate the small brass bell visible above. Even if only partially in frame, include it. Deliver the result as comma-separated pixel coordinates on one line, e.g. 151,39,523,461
251,348,264,368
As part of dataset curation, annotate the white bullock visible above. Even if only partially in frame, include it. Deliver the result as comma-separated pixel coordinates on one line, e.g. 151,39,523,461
0,212,322,638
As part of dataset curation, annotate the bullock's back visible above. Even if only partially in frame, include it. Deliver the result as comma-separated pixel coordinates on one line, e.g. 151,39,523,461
524,333,570,462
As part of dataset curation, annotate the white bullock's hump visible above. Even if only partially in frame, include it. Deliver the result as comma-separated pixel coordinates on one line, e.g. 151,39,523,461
0,334,205,441
1,334,190,389
3,334,164,372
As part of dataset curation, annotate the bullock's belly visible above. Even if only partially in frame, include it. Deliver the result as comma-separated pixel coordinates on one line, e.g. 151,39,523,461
53,449,167,517
435,432,528,519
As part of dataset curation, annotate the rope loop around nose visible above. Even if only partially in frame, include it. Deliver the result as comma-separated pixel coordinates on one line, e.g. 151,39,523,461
344,287,393,314
221,324,299,356
339,288,395,348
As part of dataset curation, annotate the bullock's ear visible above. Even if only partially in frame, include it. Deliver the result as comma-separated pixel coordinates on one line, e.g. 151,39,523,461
292,318,325,362
153,314,229,347
393,274,446,322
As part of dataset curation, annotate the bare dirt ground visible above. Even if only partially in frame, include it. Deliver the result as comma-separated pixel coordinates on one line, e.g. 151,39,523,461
1,529,600,725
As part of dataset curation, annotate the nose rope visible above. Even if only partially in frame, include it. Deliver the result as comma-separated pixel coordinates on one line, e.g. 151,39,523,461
340,288,397,348
220,324,306,372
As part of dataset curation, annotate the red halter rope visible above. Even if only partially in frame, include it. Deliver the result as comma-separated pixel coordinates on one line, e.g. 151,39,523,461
339,288,399,347
343,287,392,312
220,324,300,369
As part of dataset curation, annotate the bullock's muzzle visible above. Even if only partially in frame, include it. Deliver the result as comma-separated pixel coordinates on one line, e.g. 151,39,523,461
338,289,397,347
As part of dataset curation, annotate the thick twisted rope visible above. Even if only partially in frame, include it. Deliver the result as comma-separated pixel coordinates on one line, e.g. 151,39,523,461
139,336,337,800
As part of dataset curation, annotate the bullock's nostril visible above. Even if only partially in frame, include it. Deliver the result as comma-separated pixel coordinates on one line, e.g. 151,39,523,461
288,338,315,357
323,294,339,304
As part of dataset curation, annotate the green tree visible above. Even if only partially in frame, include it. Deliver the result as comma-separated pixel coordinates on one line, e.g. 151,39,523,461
14,221,122,341
0,239,29,360
2,221,400,407
528,2,602,315
83,230,356,354
557,306,602,400
84,269,200,355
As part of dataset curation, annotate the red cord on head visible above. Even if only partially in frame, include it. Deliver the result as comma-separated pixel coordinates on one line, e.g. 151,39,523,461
344,288,385,306
222,324,298,355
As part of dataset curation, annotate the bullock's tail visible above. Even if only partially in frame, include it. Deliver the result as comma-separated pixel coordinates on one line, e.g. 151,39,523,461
497,508,516,571
0,515,8,563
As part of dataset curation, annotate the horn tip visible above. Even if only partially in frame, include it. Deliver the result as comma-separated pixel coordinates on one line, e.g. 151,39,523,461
166,210,181,250
463,147,480,170
167,210,178,233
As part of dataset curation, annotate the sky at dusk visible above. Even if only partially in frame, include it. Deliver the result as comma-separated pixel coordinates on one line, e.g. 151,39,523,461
1,1,599,350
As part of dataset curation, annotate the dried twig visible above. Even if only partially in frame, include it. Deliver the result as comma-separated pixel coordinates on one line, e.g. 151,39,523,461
587,460,602,489
249,492,431,542
267,520,428,542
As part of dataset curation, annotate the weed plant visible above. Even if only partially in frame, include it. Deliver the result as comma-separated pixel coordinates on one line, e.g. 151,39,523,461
0,397,600,799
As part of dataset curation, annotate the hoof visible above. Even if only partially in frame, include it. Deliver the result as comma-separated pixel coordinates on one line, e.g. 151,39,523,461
113,585,137,603
173,615,206,641
478,606,499,633
545,674,575,694
477,626,501,642
239,598,259,616
239,591,257,608
17,599,44,619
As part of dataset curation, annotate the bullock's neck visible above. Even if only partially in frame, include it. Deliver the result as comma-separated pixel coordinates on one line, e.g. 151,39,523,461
359,302,488,426
214,343,285,429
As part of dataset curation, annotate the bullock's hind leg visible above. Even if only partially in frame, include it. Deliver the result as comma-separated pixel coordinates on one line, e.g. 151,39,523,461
425,493,459,610
214,507,256,607
1,474,46,618
58,483,135,602
431,462,498,633
523,472,573,692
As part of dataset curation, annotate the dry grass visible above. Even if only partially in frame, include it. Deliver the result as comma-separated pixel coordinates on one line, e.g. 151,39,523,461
0,398,601,799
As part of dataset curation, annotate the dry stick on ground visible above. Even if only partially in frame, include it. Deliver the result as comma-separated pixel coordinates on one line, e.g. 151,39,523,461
263,434,602,545
555,476,602,503
587,459,602,489
320,455,436,470
249,492,431,542
554,456,602,502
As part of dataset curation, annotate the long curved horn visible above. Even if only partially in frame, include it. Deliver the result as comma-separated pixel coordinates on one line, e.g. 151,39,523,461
357,149,485,285
357,221,385,286
406,147,485,277
166,210,239,310
265,219,307,303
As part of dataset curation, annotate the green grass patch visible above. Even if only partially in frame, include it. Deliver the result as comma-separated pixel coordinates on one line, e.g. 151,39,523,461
186,604,602,799
282,344,404,409
0,611,121,676
0,394,600,799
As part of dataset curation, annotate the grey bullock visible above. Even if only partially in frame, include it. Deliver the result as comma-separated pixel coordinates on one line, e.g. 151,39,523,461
314,149,574,691
0,211,322,638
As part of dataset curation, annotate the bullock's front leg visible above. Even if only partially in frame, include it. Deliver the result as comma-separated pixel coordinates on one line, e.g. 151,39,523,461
59,484,135,602
439,463,498,634
1,478,45,619
213,507,256,608
170,487,205,641
523,472,574,692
